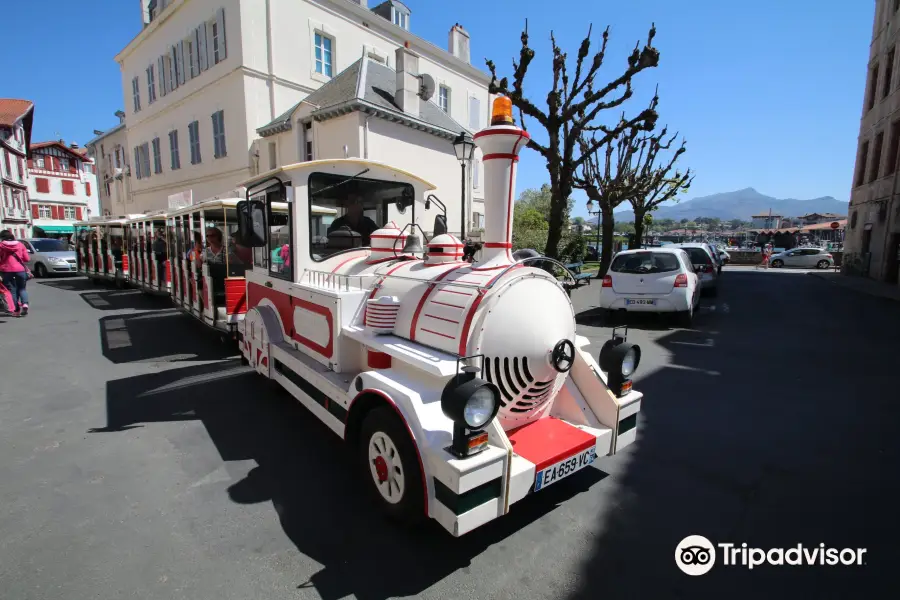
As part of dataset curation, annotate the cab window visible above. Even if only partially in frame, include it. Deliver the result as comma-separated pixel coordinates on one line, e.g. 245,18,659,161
250,186,293,282
307,172,414,261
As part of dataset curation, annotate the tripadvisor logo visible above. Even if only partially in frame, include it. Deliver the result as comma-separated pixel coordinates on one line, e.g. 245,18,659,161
675,536,867,576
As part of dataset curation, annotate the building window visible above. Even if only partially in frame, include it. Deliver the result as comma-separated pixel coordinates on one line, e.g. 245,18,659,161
115,147,122,168
867,63,879,111
888,120,900,176
169,130,181,170
314,32,334,77
35,178,50,193
186,38,196,78
152,137,163,174
83,163,93,174
469,96,481,130
304,121,313,161
64,206,76,220
16,157,23,181
147,65,157,103
189,121,201,164
35,156,45,169
141,143,151,178
392,9,408,29
62,180,75,195
134,147,142,180
212,110,227,158
870,130,885,183
132,76,141,112
39,205,51,219
855,141,869,187
439,85,450,113
473,159,480,189
268,141,277,170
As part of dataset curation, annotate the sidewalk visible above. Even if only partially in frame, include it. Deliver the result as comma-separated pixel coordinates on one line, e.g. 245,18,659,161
808,271,900,303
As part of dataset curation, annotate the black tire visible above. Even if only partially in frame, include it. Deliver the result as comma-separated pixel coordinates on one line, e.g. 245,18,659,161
358,406,425,524
34,263,48,278
676,309,693,328
771,259,783,268
816,260,829,269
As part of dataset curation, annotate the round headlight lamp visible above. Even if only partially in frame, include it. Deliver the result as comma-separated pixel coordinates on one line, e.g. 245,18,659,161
441,372,501,458
599,338,641,396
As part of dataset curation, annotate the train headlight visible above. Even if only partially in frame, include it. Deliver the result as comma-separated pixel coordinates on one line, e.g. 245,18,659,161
599,335,641,398
441,371,500,458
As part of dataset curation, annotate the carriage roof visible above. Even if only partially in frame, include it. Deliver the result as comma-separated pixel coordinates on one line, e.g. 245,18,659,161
239,158,437,192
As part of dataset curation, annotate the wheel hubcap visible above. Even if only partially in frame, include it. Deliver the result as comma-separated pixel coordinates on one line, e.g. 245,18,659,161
368,432,404,504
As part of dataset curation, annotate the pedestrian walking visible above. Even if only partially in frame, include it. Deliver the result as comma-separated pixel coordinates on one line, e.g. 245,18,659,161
0,230,33,316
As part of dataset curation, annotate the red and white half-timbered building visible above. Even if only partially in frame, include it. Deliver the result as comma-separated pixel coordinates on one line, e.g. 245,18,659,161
0,98,34,238
28,141,99,240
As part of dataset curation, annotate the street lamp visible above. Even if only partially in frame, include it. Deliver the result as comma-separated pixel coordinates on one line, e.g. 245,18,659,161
453,132,475,240
585,199,602,266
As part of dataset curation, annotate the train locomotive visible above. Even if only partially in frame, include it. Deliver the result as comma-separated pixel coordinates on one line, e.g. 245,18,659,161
234,96,643,536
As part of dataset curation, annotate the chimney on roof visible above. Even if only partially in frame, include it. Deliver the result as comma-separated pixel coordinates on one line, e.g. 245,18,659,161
115,110,126,124
395,46,420,117
449,24,470,64
70,142,79,149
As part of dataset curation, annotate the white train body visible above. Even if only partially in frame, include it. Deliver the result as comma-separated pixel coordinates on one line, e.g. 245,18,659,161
235,105,642,536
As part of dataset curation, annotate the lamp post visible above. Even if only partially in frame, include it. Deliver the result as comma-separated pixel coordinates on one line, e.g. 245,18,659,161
453,132,475,240
585,199,602,265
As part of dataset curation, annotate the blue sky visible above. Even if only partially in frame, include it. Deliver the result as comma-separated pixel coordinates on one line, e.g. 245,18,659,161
4,0,874,218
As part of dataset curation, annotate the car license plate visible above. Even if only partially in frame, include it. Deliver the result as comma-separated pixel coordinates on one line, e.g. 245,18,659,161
625,298,655,305
534,446,597,492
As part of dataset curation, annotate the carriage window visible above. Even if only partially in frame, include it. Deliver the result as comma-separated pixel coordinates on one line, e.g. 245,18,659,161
307,171,414,261
249,186,292,281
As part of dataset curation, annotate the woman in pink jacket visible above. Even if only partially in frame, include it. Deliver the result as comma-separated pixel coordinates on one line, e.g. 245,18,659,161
0,230,31,316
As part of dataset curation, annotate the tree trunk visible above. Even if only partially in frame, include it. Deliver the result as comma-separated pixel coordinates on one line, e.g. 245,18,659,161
599,204,615,276
544,177,571,259
632,211,645,249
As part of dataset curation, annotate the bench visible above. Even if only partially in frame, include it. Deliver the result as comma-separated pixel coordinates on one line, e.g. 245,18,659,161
563,262,594,296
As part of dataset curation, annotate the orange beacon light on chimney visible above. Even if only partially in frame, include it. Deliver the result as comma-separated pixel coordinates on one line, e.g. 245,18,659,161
491,96,514,126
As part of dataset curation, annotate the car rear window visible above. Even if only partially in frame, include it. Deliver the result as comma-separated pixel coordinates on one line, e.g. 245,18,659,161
611,252,681,274
683,248,712,265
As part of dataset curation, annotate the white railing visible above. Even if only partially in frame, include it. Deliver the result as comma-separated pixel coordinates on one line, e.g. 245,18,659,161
300,269,374,292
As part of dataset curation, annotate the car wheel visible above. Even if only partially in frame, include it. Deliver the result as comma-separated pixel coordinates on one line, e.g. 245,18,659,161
676,308,693,328
359,406,425,524
34,263,48,278
771,259,784,268
816,260,830,269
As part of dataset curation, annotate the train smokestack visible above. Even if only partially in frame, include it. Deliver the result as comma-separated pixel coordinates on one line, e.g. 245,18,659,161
472,96,530,267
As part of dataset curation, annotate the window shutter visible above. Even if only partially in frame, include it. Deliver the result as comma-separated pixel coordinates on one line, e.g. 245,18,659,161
468,96,481,130
198,24,209,71
158,56,167,95
177,40,186,85
76,207,83,220
169,47,178,89
31,204,39,218
216,8,227,61
134,147,141,179
86,182,92,196
27,159,33,169
51,205,59,219
192,29,201,76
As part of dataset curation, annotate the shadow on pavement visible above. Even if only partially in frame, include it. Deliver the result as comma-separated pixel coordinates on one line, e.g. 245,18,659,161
93,360,607,600
98,309,237,364
38,277,101,292
81,288,171,312
567,271,900,598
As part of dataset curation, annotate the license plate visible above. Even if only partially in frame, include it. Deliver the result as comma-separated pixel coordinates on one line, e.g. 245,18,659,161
534,446,597,492
625,298,655,305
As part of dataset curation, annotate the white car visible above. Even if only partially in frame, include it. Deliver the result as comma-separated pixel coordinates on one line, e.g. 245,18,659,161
599,248,701,326
23,238,77,277
769,247,835,269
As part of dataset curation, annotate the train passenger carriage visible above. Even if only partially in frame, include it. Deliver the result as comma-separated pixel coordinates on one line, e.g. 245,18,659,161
74,217,131,286
229,97,645,537
127,211,170,296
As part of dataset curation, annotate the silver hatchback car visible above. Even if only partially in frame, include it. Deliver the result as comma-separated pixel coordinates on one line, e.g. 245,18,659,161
23,238,77,277
769,247,834,269
670,243,720,295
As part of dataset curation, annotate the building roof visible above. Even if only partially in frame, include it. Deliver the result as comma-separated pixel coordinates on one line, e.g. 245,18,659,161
0,99,33,127
257,56,467,140
85,122,126,147
31,140,94,162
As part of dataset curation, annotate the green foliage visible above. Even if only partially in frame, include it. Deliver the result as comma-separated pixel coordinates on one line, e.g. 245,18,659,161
514,207,549,231
512,229,589,262
516,184,575,227
559,235,588,263
684,220,697,229
616,222,636,235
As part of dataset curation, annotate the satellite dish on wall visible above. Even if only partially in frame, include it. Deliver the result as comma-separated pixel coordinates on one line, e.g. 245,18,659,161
418,73,435,101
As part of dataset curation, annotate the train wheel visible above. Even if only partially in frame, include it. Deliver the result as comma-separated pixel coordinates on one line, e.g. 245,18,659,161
358,407,424,523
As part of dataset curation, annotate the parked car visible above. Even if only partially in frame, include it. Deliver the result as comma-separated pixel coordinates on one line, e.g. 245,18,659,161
769,247,834,269
669,242,720,295
22,238,77,277
599,248,701,326
709,243,730,267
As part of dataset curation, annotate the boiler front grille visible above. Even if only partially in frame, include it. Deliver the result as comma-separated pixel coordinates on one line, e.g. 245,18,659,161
483,356,554,414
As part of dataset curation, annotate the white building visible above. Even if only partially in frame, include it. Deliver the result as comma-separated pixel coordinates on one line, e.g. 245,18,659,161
86,111,135,216
0,99,34,238
111,0,490,233
27,141,99,238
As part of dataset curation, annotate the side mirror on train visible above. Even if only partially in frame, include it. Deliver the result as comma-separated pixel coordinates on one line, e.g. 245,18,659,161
433,214,448,237
237,200,267,247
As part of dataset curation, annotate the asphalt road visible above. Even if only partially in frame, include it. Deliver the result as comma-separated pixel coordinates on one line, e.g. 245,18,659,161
0,271,898,599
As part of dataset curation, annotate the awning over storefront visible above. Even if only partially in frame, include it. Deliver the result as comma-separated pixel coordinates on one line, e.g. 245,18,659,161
36,225,74,233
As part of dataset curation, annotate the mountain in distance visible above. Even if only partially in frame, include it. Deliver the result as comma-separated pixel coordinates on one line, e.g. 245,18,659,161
589,188,849,224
